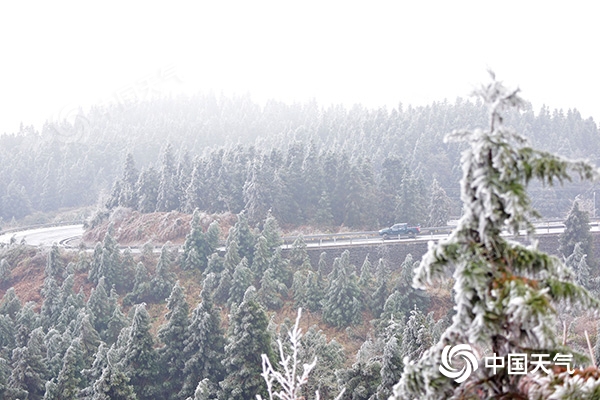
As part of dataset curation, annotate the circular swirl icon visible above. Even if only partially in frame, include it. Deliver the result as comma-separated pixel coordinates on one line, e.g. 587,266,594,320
439,344,479,383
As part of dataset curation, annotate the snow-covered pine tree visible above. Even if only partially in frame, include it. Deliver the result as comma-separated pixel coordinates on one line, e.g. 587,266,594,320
181,209,205,270
228,211,256,265
117,153,139,209
123,261,150,306
7,327,48,399
228,257,253,306
87,277,112,335
257,268,285,310
120,304,159,400
251,235,271,280
0,258,11,283
565,242,592,290
337,337,381,400
179,287,226,399
52,337,85,399
0,287,21,319
427,177,452,227
77,313,101,365
157,282,190,400
376,335,403,400
156,143,180,212
181,211,220,272
371,258,390,319
393,73,600,399
14,302,40,348
88,242,103,286
219,287,272,400
90,362,137,400
149,244,177,302
322,250,362,328
136,166,160,213
40,273,60,330
261,211,284,253
105,305,128,346
289,234,309,269
559,200,594,264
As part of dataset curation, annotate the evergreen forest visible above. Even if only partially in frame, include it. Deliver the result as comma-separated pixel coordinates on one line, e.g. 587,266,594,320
2,76,600,399
2,92,599,228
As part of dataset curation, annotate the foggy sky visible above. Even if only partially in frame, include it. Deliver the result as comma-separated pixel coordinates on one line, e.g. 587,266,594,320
1,0,598,135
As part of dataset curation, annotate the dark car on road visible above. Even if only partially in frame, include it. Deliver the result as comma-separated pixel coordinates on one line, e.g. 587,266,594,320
378,223,420,239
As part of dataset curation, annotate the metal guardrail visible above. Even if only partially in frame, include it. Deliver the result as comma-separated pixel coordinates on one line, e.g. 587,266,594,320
281,225,455,247
3,218,598,251
279,220,600,248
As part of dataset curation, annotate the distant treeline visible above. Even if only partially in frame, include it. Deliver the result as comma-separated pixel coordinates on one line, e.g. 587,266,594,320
105,144,449,229
1,93,597,224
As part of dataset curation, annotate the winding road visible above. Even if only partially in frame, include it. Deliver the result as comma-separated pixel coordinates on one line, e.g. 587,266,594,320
0,222,597,249
0,224,85,247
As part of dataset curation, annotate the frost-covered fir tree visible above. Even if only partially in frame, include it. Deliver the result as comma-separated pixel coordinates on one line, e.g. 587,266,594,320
87,277,112,335
393,74,600,399
0,287,21,319
51,337,85,399
398,306,436,364
105,306,128,346
322,250,362,328
228,257,253,306
123,261,150,306
80,343,108,399
136,166,160,213
337,337,381,400
0,258,11,283
559,200,594,264
257,268,285,310
156,143,180,212
179,287,226,399
90,362,136,400
157,282,190,400
98,225,121,290
390,254,430,320
289,234,309,269
371,258,390,318
219,287,273,400
149,244,177,302
189,378,217,400
358,254,374,298
7,327,48,399
223,237,241,273
227,211,256,265
120,304,158,400
427,177,452,227
181,210,220,271
15,301,40,348
44,328,69,380
262,211,284,253
74,315,99,369
181,209,205,270
304,270,326,313
376,336,402,400
257,309,345,400
565,242,592,290
40,274,60,329
88,242,103,285
297,326,346,399
251,235,271,279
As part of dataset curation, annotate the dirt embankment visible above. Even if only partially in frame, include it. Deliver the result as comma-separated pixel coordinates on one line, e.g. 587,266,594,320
83,207,237,246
